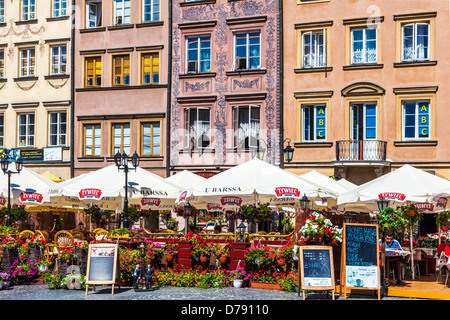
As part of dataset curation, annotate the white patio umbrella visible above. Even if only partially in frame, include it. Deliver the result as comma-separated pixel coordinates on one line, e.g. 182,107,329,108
0,164,59,206
165,170,206,190
185,157,337,207
59,164,182,210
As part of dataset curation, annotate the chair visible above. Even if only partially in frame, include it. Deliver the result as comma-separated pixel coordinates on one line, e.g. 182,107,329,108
436,251,449,283
54,230,74,248
19,230,35,239
35,230,49,243
71,229,86,243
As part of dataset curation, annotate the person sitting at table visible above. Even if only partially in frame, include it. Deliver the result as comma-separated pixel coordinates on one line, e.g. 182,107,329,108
380,233,405,285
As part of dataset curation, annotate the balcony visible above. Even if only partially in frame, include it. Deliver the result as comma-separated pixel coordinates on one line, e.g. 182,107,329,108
335,140,387,162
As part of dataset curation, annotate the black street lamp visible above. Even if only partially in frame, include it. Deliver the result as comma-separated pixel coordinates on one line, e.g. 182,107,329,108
376,197,389,212
299,194,310,210
184,202,192,235
238,221,246,242
114,150,140,228
283,138,294,163
1,154,23,227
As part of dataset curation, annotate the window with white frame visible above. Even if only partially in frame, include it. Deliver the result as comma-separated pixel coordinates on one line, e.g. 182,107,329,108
403,100,430,139
141,122,160,156
0,50,4,79
351,27,377,64
86,0,102,28
186,35,211,73
234,31,261,70
302,30,325,68
19,48,35,77
112,123,130,154
142,0,159,22
49,111,67,146
233,105,260,149
21,0,35,21
84,124,101,156
402,22,429,61
113,0,130,25
302,105,326,141
53,0,67,17
18,113,35,147
50,45,67,75
0,0,5,23
184,108,211,149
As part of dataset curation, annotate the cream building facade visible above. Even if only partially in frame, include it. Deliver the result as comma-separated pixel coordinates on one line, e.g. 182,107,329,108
0,0,72,180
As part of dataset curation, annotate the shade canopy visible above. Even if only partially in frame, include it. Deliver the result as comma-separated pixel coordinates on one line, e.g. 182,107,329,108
181,157,337,208
0,164,59,205
337,164,450,210
165,170,206,190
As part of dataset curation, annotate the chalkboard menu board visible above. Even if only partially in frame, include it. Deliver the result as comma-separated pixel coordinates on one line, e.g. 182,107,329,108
299,246,335,292
342,223,380,298
85,243,120,295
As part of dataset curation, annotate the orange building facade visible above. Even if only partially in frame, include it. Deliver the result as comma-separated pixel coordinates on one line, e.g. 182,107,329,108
283,0,450,185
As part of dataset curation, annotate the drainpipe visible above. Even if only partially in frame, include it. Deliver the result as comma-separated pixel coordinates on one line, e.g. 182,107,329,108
70,0,75,178
166,0,173,178
279,0,284,169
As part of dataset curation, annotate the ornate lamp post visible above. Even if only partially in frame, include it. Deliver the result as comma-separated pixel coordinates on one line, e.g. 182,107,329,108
114,150,140,228
299,194,310,211
184,202,192,235
238,221,246,242
1,155,23,227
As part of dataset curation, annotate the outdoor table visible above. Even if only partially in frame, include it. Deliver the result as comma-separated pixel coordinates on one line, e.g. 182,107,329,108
415,247,438,275
385,249,411,283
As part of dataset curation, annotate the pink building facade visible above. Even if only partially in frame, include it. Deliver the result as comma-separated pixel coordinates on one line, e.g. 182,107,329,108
169,0,282,176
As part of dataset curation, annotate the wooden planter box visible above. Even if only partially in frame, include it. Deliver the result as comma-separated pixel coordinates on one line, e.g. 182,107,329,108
250,281,283,291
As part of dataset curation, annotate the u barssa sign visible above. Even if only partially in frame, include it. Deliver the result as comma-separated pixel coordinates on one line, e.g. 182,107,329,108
204,187,242,193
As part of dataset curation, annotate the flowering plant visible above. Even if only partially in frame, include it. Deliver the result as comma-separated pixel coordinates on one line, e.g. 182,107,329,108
229,267,252,281
61,272,86,289
35,258,52,268
10,256,37,282
244,243,273,268
144,240,164,262
0,272,10,289
0,237,21,250
378,207,408,238
167,218,179,231
175,205,199,218
163,240,178,254
436,211,450,227
25,235,46,249
211,242,231,257
41,272,62,289
57,247,78,263
239,204,273,223
299,211,342,246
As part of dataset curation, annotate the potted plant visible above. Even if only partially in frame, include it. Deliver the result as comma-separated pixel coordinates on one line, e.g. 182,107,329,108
163,240,178,262
61,272,86,289
0,272,10,289
229,267,252,288
41,272,63,289
10,256,37,284
35,258,52,273
299,212,343,246
110,227,132,238
244,243,272,271
378,207,408,239
167,218,179,231
436,211,450,228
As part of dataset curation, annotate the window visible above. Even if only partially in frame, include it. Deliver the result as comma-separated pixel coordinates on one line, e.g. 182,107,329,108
186,36,211,73
113,55,130,85
18,113,35,147
0,50,4,79
351,103,377,140
84,124,101,156
0,0,5,23
302,30,325,68
86,1,102,28
234,32,261,70
351,27,377,64
184,108,211,149
113,0,130,25
49,111,67,146
302,105,326,141
141,53,159,84
112,123,130,155
402,22,429,61
402,100,429,139
142,0,159,22
85,56,101,87
20,48,35,77
50,45,67,75
21,0,35,21
141,122,160,155
53,0,67,17
0,114,4,147
233,105,260,148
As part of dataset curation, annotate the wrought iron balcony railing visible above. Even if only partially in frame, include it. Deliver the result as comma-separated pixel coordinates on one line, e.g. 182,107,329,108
335,140,387,162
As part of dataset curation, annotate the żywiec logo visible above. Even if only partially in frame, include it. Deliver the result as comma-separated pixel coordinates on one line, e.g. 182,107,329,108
437,197,448,208
207,203,222,210
20,192,43,204
0,198,5,206
79,188,102,200
275,187,300,198
220,196,242,206
414,203,434,211
178,191,187,203
141,198,161,206
378,193,406,201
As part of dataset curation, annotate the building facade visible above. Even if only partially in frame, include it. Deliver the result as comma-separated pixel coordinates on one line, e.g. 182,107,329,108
73,0,169,177
0,0,72,180
284,0,450,185
168,0,282,176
